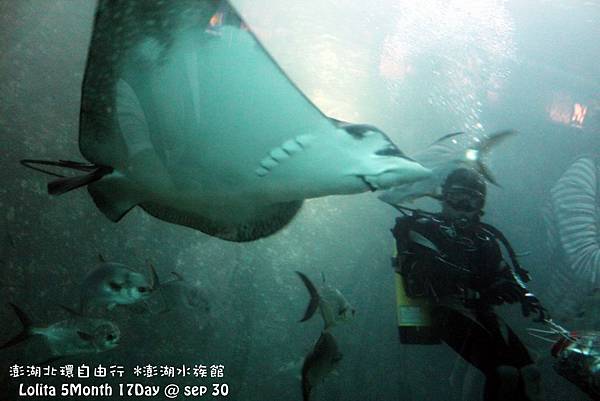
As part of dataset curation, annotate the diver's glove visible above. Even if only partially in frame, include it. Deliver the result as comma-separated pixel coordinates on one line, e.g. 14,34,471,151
521,292,547,322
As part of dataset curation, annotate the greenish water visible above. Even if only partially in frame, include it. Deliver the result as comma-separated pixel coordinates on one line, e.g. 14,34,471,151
1,0,599,400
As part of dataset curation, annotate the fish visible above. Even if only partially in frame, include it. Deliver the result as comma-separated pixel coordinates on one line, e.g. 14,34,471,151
80,257,159,312
296,271,355,331
0,303,120,363
301,331,342,401
159,272,210,313
378,130,515,206
20,0,431,242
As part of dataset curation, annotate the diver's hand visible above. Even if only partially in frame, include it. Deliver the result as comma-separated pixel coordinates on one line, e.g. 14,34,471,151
521,293,547,322
484,279,524,304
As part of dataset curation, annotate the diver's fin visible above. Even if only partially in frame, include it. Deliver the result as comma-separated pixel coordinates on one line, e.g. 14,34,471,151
296,271,320,322
0,303,33,350
20,159,113,195
87,175,141,222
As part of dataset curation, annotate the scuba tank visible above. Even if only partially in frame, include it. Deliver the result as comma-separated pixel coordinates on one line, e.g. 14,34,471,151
391,205,530,345
393,246,440,344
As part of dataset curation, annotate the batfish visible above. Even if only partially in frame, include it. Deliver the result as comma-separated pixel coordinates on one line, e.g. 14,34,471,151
378,130,515,206
296,271,355,331
80,257,159,312
22,0,431,241
0,303,120,364
301,331,342,401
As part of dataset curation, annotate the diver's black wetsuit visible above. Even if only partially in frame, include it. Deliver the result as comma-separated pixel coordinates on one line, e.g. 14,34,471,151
393,212,535,401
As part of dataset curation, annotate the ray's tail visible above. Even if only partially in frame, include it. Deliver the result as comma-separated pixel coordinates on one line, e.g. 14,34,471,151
20,159,112,195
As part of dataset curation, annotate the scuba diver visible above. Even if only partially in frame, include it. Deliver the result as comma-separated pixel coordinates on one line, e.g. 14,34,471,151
391,167,546,401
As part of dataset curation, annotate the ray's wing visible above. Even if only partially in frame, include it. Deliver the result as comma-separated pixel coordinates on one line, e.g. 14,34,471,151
78,0,342,241
78,0,332,168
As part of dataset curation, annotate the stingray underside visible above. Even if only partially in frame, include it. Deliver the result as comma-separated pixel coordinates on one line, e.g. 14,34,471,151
78,0,332,241
140,200,303,242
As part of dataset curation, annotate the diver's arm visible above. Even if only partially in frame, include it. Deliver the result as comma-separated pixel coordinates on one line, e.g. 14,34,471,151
483,254,547,320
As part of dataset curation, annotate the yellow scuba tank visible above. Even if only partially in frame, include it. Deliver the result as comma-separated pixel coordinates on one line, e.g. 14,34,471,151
394,248,440,344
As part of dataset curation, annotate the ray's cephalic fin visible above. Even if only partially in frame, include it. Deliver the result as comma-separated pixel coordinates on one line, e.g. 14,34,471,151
296,271,320,322
0,303,34,350
20,159,113,196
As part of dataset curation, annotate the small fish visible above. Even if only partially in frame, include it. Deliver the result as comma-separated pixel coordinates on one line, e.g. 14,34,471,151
296,271,355,331
81,257,159,312
159,272,210,313
0,303,120,363
301,331,342,401
379,130,515,205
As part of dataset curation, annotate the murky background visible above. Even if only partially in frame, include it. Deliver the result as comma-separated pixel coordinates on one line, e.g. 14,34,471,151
1,0,599,400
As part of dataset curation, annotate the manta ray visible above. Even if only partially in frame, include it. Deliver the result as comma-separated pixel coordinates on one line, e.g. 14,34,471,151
22,0,431,242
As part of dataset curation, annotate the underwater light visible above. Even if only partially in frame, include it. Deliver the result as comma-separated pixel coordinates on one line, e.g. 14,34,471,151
547,92,588,129
572,103,587,128
465,149,478,161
